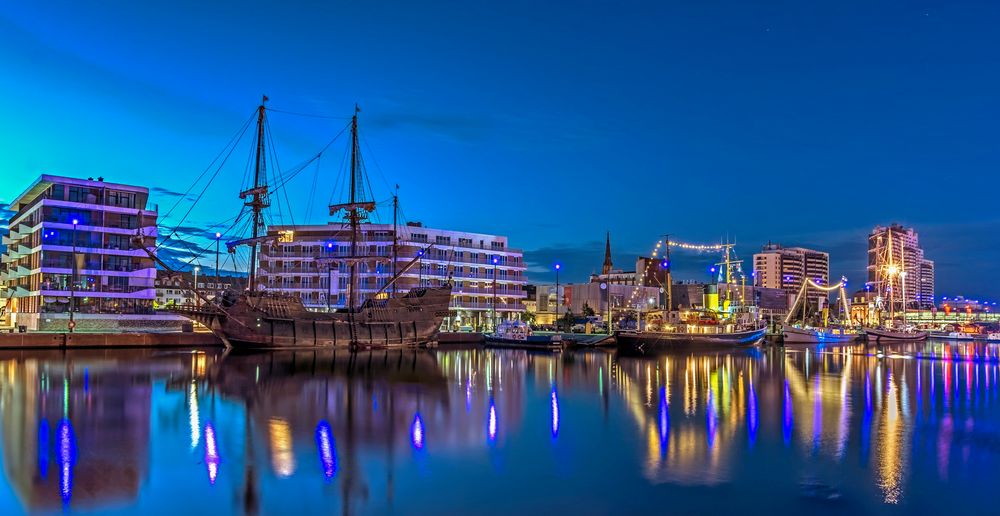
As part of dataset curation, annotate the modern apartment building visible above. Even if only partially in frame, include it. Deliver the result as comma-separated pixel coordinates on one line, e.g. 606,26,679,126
753,243,830,303
867,223,935,309
0,175,159,330
257,222,526,331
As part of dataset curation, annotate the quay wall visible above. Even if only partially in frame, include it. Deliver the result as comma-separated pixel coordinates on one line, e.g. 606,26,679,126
0,331,222,349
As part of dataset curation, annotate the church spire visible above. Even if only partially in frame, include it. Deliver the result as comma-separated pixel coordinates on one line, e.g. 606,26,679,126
602,232,613,275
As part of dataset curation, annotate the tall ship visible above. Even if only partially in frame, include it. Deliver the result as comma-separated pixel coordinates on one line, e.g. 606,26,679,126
141,99,452,349
781,277,860,344
862,227,927,342
616,239,765,352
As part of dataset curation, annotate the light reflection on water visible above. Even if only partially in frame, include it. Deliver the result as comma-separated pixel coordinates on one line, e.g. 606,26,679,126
0,341,998,514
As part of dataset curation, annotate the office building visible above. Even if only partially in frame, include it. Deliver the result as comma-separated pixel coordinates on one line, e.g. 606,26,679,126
258,222,526,331
0,175,159,330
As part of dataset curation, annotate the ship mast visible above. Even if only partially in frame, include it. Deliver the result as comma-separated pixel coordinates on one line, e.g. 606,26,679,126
348,106,361,314
392,186,399,296
246,96,268,290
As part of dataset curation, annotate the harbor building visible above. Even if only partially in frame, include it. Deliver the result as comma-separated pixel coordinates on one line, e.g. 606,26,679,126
0,175,160,331
257,222,526,331
752,243,829,303
588,234,667,287
153,270,240,308
867,223,935,309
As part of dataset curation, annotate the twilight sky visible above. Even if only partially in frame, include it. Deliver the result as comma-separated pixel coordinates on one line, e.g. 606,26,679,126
1,1,998,299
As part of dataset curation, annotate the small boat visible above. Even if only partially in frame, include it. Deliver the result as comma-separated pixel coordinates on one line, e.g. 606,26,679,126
863,326,928,342
485,320,563,350
928,331,982,341
616,327,765,352
782,324,860,344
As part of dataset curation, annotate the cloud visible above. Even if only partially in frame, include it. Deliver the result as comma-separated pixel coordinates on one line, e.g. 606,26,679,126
366,111,492,143
151,186,196,201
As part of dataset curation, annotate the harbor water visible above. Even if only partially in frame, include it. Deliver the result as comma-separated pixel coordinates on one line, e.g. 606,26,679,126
0,340,998,514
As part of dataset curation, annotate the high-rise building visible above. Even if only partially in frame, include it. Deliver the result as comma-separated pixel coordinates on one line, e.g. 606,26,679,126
0,175,159,330
753,243,830,303
257,222,526,331
867,224,935,309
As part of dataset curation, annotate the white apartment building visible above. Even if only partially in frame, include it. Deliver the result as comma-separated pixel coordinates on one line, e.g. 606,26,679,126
257,222,526,331
0,175,158,330
753,243,830,303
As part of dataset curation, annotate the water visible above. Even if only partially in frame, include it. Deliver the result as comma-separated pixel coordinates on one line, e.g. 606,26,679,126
1,341,999,514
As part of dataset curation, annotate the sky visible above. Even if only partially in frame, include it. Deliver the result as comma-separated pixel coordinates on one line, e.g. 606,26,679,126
0,1,998,299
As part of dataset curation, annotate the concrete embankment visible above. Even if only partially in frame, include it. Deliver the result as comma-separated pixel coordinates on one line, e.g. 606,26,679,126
0,331,223,349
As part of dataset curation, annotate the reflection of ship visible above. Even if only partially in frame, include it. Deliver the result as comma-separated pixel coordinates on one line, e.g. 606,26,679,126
143,99,452,349
206,349,449,515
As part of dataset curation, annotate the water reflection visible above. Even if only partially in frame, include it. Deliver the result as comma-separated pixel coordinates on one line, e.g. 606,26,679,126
0,342,998,513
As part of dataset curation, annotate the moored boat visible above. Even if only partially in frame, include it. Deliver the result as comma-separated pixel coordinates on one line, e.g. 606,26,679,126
782,324,860,344
616,327,765,352
140,100,453,349
485,320,563,350
862,326,928,342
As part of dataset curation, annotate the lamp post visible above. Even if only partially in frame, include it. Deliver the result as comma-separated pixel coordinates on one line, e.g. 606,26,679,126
194,266,201,307
326,242,334,312
418,250,424,286
492,256,499,332
69,218,78,332
554,263,561,332
214,232,222,301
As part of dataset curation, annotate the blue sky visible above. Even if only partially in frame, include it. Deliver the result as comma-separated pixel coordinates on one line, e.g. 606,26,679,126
1,1,998,298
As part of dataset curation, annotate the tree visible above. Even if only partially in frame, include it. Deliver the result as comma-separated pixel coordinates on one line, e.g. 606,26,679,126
582,302,596,317
521,310,536,326
559,309,575,332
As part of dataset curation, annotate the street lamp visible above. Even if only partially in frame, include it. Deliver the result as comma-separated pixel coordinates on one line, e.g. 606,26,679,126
69,218,78,332
194,266,201,307
214,232,222,301
492,256,499,332
418,250,425,286
554,263,561,332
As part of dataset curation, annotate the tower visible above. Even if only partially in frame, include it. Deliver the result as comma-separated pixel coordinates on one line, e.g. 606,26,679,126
602,232,613,275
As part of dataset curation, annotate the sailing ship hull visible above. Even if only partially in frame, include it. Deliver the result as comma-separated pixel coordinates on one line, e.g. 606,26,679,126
616,327,765,353
862,327,928,343
176,286,453,349
782,325,860,345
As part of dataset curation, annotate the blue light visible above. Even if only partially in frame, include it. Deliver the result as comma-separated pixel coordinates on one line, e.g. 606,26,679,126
57,418,76,505
782,380,792,445
411,413,425,450
550,385,560,439
315,421,337,480
487,397,498,444
748,381,758,446
554,263,561,271
204,422,220,485
658,386,669,452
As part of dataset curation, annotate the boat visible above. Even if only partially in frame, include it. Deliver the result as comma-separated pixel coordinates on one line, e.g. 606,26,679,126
782,324,859,344
862,226,927,343
928,330,982,341
780,277,861,345
485,320,563,350
140,99,452,349
863,325,928,342
616,326,766,352
616,239,765,352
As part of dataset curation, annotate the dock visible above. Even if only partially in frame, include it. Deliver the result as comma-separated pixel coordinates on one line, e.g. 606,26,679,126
0,331,222,349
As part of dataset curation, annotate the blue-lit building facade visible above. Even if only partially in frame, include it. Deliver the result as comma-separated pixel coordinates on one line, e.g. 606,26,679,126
0,175,158,330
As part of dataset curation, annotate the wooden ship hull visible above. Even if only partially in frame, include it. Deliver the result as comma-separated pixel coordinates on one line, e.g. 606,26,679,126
175,286,453,349
616,327,765,353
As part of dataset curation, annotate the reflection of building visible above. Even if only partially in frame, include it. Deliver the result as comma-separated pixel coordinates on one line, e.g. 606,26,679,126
258,222,526,331
0,175,159,330
867,224,935,309
0,356,152,510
